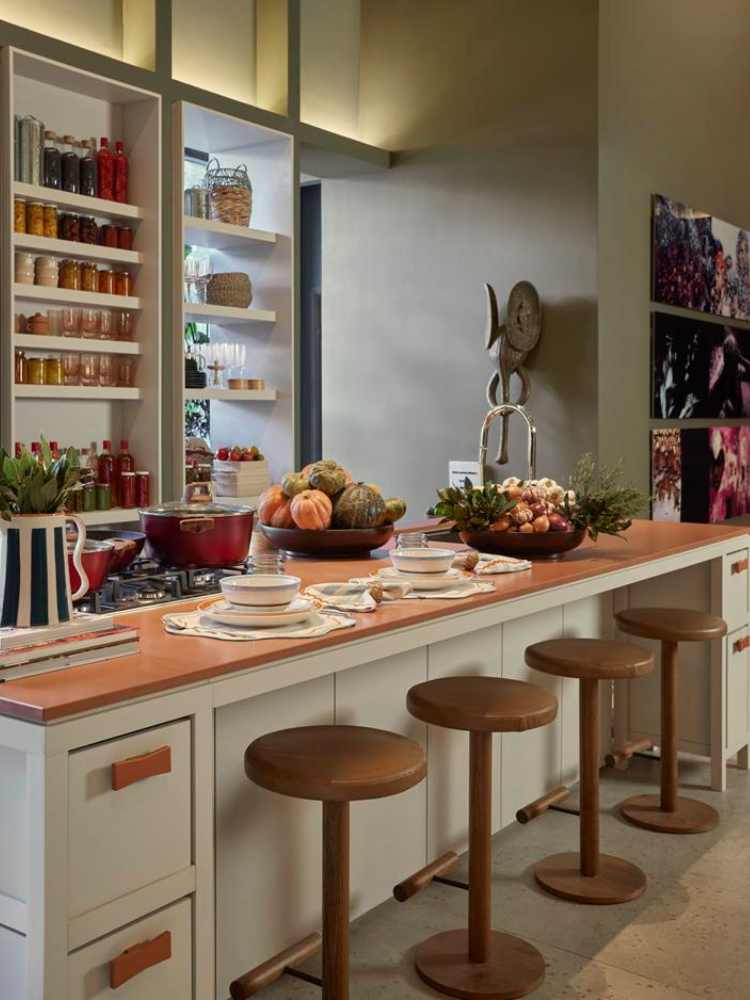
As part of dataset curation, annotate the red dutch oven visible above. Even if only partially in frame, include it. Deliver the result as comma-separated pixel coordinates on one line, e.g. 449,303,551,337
139,496,254,567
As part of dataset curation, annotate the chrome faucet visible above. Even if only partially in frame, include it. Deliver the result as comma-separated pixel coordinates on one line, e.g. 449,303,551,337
478,403,537,485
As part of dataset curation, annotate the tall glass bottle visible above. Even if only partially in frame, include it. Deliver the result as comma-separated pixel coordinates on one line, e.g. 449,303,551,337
61,135,80,194
80,140,97,198
98,440,115,503
43,130,61,189
114,141,128,203
97,137,114,201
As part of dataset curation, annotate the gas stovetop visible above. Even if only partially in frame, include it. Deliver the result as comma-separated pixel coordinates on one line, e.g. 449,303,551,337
77,558,250,614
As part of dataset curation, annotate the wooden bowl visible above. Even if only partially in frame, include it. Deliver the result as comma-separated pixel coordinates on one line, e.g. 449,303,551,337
460,528,586,560
261,524,394,558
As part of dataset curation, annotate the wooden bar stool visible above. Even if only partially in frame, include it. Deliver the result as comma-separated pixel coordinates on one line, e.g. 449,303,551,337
404,675,558,999
229,725,426,1000
525,638,654,904
615,607,727,834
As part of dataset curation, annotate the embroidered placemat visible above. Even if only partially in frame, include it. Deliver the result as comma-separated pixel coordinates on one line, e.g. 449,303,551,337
162,608,356,641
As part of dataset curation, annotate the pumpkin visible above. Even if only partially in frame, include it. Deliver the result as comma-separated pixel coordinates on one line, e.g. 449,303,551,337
364,483,381,495
269,499,294,528
290,489,332,530
381,497,407,524
302,458,338,478
281,471,310,498
309,466,347,497
258,485,287,526
333,483,386,529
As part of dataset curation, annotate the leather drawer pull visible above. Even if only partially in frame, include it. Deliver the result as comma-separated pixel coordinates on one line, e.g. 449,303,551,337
110,930,171,989
731,558,749,575
733,636,750,655
111,745,171,791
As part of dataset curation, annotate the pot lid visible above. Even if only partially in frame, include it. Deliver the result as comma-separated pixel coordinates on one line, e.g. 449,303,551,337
139,501,254,518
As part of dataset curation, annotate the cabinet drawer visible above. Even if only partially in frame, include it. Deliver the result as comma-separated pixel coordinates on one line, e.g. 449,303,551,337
726,627,750,754
68,897,191,999
68,720,192,917
723,548,749,631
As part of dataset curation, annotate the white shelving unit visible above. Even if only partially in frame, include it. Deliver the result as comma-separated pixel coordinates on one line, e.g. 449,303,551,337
78,508,140,526
2,48,162,504
174,102,293,492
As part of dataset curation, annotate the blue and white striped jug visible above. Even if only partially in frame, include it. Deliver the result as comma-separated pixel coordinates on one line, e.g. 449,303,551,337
0,513,89,628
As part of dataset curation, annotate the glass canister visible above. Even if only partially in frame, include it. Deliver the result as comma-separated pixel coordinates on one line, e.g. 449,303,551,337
26,201,44,236
117,356,136,387
62,351,80,386
116,310,134,340
14,197,26,234
120,472,136,509
80,262,98,292
27,356,45,385
62,306,80,336
15,251,35,284
34,255,59,287
44,355,63,386
82,481,96,512
100,225,118,248
98,308,113,339
250,550,287,573
114,271,131,297
98,269,115,295
59,213,80,243
95,482,112,511
395,531,429,549
59,259,80,290
99,354,116,387
43,204,58,239
79,353,99,386
80,307,99,339
117,226,133,251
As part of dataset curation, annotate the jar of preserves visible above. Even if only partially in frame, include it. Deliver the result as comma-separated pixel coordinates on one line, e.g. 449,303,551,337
27,356,45,385
68,484,84,513
59,259,80,291
117,355,136,386
43,204,58,239
43,132,61,189
34,256,59,287
114,271,131,297
135,471,150,507
79,216,98,244
26,201,44,236
14,197,26,233
44,355,63,386
120,471,136,509
80,262,98,292
80,308,99,338
82,481,96,512
14,350,26,384
117,226,133,251
100,224,118,248
60,213,80,243
98,269,115,295
95,482,112,511
15,251,35,284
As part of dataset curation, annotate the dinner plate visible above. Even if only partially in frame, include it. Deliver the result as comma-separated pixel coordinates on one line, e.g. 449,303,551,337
378,567,465,591
202,596,315,627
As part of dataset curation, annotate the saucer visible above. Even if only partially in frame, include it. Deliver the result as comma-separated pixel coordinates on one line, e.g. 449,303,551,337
202,596,314,627
378,567,464,591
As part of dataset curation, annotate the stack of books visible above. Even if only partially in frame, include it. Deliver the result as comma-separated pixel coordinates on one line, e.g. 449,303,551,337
0,613,139,682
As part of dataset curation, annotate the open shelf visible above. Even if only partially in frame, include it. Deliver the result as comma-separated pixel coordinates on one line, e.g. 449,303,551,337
14,284,142,311
13,182,143,222
183,216,276,250
14,385,142,400
14,334,142,355
13,233,143,266
184,387,278,401
78,508,141,526
183,302,276,325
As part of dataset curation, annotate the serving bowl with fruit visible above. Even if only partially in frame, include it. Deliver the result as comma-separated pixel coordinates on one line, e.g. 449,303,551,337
258,459,408,557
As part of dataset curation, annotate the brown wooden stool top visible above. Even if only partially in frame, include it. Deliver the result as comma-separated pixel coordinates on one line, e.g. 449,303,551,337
406,676,558,733
525,638,654,680
245,724,426,802
616,607,727,643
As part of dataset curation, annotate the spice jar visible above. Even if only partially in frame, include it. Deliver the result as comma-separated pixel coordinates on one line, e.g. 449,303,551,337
27,356,45,385
14,197,26,234
80,262,98,292
26,201,44,236
100,224,118,248
59,259,80,291
79,216,98,245
117,226,133,251
114,271,131,297
35,256,59,287
14,350,26,384
15,251,35,284
120,472,136,509
98,269,114,295
59,213,80,243
44,355,63,386
43,204,58,239
135,471,150,507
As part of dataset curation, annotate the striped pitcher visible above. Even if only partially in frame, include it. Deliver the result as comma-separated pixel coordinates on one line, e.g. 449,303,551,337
0,513,88,629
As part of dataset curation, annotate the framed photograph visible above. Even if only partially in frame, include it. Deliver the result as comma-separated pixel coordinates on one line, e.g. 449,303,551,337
652,194,750,321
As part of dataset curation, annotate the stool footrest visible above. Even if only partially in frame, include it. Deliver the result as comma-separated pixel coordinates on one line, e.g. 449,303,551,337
516,784,570,824
229,932,322,999
393,851,460,902
605,737,653,768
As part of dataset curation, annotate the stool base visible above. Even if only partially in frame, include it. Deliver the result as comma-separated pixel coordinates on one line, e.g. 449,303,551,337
620,793,719,834
414,929,545,1000
534,852,646,905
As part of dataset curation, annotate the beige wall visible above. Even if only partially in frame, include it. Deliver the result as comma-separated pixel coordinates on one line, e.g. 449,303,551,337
321,0,598,515
598,0,750,494
301,0,360,138
172,0,257,105
0,0,123,59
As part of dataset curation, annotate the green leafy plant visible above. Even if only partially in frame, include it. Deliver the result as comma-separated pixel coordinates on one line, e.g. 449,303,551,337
427,478,517,531
0,438,80,522
564,454,647,541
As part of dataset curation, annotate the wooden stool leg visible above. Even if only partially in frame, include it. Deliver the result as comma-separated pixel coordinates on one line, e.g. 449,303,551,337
469,730,492,964
323,800,349,1000
580,678,600,878
661,640,678,813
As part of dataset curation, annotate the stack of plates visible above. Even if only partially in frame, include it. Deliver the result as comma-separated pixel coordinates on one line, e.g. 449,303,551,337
203,595,315,628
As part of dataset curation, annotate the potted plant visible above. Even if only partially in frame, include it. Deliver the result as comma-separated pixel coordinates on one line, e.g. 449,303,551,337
0,439,88,627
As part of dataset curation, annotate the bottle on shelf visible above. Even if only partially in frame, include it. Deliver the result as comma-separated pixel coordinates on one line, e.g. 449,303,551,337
97,137,114,201
14,441,23,459
114,141,128,204
30,441,41,464
61,135,80,194
88,441,99,483
115,439,134,505
49,440,61,460
98,440,117,506
42,130,61,190
80,140,98,198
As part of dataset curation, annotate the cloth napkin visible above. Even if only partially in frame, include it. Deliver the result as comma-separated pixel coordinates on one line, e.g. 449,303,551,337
352,569,496,600
467,553,532,574
305,580,412,612
162,608,356,641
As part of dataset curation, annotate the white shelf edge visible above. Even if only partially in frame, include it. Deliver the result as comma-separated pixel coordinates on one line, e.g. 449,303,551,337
13,233,143,266
14,284,142,311
183,303,276,324
183,215,277,249
78,508,141,526
184,388,278,401
13,182,143,221
14,385,142,400
14,334,142,355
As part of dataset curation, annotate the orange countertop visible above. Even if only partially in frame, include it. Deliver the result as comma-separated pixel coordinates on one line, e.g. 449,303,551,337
0,520,745,724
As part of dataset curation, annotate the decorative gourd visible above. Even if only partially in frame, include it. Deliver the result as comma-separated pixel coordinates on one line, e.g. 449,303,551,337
290,489,332,530
381,497,407,524
333,483,386,529
309,466,347,497
364,483,381,495
302,458,338,478
269,499,294,528
281,472,310,498
258,485,287,526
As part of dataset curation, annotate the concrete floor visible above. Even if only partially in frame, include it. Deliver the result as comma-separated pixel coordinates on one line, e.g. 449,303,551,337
259,755,750,999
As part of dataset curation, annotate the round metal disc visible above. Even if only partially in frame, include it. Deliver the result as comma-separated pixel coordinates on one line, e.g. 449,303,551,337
506,281,542,353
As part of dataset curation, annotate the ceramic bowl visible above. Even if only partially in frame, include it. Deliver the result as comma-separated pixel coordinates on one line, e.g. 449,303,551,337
220,573,301,607
390,547,456,574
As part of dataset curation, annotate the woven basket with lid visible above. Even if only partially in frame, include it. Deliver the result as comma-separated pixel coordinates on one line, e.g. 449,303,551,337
205,158,253,227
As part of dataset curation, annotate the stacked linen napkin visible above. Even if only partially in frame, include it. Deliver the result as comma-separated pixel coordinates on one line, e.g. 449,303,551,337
306,580,412,612
162,608,355,641
351,570,496,600
452,551,532,574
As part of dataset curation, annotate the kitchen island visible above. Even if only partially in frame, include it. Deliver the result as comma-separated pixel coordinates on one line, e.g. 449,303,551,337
1,520,748,999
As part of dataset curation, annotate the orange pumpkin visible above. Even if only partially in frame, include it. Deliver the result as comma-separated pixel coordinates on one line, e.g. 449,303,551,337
290,489,332,530
269,499,294,528
258,485,287,526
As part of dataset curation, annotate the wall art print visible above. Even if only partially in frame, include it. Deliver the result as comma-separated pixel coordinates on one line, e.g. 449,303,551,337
652,194,750,321
651,312,750,419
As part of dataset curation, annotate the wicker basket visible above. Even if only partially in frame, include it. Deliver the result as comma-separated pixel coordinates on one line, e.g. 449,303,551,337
206,272,253,308
205,158,253,227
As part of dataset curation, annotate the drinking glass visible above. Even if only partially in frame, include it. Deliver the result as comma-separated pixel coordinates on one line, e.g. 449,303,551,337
62,352,80,386
79,353,99,386
62,307,80,337
47,309,63,336
116,310,134,341
117,356,137,388
98,308,113,340
99,354,116,387
80,308,99,339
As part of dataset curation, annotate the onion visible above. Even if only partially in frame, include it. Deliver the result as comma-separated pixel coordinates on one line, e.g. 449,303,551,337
548,512,571,532
533,515,550,533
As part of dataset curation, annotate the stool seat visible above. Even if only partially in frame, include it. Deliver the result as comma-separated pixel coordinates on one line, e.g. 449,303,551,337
616,607,727,643
407,676,558,733
245,724,426,802
525,637,654,680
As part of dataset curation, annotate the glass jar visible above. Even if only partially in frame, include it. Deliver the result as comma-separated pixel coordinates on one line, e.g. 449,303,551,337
99,353,116,387
80,262,98,292
135,471,150,507
68,484,84,514
98,308,113,339
43,204,58,239
251,551,287,573
82,481,96,512
95,482,112,511
395,532,429,549
14,197,26,234
79,216,98,245
79,353,99,386
27,356,45,385
114,271,131,297
59,259,80,291
117,226,133,251
44,355,63,386
62,352,80,385
116,310,134,340
15,251,35,284
59,213,80,243
14,350,26,384
28,312,49,335
80,308,99,339
117,355,136,387
100,225,118,248
47,309,63,336
62,306,80,337
15,313,27,333
120,472,136,509
34,256,59,287
26,201,44,236
98,269,114,295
